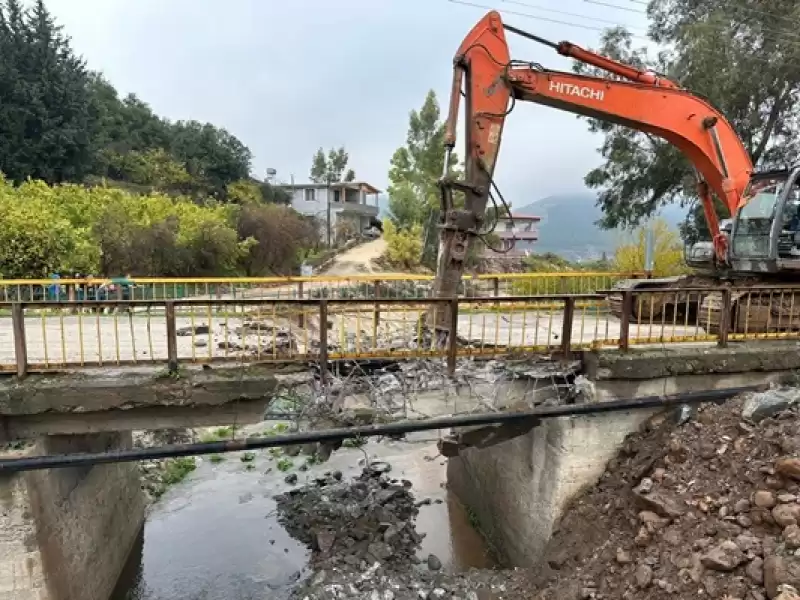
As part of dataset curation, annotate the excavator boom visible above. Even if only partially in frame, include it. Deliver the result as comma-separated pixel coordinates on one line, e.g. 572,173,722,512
429,10,754,334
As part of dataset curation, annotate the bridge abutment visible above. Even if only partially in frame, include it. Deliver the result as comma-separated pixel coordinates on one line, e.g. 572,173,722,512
0,433,145,600
447,340,800,567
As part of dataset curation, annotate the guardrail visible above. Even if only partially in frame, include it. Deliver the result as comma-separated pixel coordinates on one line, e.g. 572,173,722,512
2,295,608,375
607,284,800,349
0,271,644,303
4,283,800,375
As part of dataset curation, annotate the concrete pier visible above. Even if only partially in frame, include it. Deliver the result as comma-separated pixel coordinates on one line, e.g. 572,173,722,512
0,433,145,600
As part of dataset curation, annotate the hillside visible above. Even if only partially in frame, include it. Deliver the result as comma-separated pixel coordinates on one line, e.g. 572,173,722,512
516,192,686,262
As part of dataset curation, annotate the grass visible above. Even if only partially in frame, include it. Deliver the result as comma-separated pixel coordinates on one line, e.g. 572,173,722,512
240,451,256,463
276,457,294,472
209,454,225,463
199,426,235,443
161,457,197,486
342,436,366,448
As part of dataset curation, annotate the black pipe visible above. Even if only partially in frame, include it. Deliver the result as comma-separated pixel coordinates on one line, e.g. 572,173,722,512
0,384,766,473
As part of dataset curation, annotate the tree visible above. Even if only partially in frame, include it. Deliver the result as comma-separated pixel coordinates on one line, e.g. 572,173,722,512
387,90,460,267
614,218,688,277
309,146,355,183
383,220,423,269
168,120,252,197
0,0,98,183
575,1,800,237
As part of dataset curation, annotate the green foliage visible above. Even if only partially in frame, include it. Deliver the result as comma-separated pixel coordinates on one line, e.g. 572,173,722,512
0,0,98,183
383,219,423,268
0,175,319,278
276,457,294,472
236,203,321,276
310,146,355,184
0,2,254,199
387,90,462,266
161,457,197,486
168,120,252,197
576,1,800,235
227,179,263,205
614,219,688,277
103,148,191,191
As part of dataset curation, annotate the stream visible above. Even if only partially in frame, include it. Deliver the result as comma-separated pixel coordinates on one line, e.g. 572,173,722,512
111,432,495,600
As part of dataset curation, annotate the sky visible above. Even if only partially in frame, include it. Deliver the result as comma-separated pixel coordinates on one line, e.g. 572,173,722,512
46,0,651,204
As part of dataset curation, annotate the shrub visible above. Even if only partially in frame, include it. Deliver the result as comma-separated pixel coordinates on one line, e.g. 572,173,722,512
383,219,423,268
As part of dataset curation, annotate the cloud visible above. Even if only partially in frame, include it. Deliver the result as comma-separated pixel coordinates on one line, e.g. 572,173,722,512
47,0,649,202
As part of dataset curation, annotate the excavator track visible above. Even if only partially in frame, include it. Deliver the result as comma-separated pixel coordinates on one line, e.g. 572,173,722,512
608,276,800,336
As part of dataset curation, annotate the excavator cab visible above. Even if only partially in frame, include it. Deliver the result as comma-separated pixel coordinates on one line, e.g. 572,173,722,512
728,166,800,273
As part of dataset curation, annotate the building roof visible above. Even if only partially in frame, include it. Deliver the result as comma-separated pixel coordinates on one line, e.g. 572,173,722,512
280,181,382,194
497,213,541,221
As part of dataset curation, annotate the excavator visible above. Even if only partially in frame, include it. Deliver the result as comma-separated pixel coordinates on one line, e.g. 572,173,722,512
429,9,800,338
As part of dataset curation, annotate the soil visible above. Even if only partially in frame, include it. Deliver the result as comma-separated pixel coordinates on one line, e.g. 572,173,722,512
273,389,800,600
533,393,800,600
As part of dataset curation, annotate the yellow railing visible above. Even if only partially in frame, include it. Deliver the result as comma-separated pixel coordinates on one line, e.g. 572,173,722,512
4,282,800,373
3,295,608,373
0,271,644,303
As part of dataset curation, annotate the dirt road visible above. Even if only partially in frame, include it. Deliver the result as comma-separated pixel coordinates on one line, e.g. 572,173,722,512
320,237,388,276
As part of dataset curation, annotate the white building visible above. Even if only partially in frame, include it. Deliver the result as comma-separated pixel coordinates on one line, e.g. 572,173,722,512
484,213,541,257
281,181,381,245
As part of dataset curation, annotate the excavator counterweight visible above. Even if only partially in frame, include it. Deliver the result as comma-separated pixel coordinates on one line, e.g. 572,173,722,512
431,10,800,339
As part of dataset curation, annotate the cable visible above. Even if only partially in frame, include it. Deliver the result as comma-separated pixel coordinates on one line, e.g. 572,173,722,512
582,0,644,14
448,0,800,67
500,0,641,29
449,0,644,37
451,0,800,48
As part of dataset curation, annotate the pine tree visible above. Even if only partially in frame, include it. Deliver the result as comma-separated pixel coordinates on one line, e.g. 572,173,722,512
0,0,97,183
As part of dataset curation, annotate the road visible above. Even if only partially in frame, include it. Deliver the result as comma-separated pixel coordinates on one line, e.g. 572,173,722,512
319,237,388,276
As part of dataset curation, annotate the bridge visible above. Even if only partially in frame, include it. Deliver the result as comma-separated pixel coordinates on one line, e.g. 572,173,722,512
3,273,800,600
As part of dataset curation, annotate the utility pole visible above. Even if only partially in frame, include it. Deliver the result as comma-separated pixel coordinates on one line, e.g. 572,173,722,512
326,175,332,248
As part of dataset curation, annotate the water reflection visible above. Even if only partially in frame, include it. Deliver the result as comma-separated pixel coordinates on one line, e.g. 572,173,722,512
113,436,494,600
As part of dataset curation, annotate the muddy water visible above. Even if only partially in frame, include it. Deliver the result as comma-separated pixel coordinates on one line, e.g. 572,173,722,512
112,432,494,600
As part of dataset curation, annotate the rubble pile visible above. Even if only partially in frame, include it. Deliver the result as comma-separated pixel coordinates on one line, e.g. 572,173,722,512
274,468,423,571
274,467,530,599
533,389,800,600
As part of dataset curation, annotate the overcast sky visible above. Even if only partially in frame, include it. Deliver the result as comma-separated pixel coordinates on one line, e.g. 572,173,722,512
47,0,650,203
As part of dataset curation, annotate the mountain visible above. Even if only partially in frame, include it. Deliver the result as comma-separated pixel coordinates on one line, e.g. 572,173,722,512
515,192,687,262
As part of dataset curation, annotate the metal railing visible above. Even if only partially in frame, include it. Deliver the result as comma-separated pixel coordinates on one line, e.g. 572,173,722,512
3,295,608,375
607,284,800,349
4,282,800,375
0,271,644,303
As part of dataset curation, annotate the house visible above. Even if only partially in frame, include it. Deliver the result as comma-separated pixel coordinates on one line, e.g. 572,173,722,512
484,213,541,257
280,181,381,245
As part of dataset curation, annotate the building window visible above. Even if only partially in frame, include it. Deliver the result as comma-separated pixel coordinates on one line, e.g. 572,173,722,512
304,188,316,202
504,221,514,231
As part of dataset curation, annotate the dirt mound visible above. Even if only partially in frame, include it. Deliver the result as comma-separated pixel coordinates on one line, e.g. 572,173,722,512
533,391,800,600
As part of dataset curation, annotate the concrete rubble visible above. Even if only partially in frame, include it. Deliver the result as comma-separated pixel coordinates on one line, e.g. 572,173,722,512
268,385,800,600
274,466,531,600
531,385,800,600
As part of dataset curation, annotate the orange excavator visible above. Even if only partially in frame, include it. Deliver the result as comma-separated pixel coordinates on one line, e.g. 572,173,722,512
431,10,800,336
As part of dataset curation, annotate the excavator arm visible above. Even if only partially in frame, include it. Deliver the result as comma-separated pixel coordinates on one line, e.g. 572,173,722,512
429,10,753,334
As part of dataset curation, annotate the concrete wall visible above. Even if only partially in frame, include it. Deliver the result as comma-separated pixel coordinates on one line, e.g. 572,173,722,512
0,433,145,600
448,409,659,566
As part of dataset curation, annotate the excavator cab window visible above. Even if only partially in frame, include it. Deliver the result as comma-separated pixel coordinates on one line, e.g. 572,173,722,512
731,182,783,258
